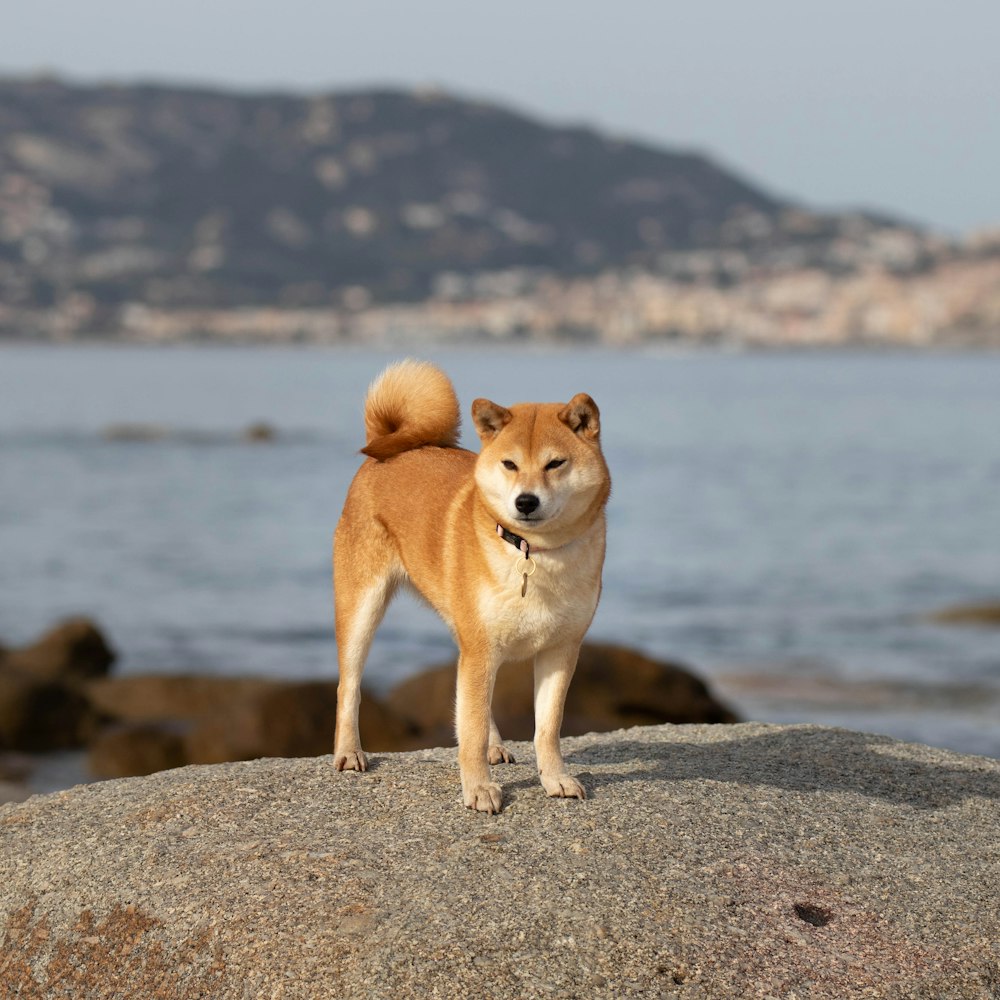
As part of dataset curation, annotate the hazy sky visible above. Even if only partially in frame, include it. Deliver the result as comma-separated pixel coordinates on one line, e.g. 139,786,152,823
3,0,998,233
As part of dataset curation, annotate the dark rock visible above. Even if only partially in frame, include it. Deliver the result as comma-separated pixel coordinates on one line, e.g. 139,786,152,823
85,675,278,723
88,723,188,779
0,671,98,752
1,618,116,684
184,682,417,766
85,675,419,777
242,422,277,443
77,639,734,779
923,601,1000,626
0,619,111,751
386,641,738,741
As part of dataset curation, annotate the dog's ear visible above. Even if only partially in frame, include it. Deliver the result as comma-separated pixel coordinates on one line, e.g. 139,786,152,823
472,398,513,439
558,393,600,439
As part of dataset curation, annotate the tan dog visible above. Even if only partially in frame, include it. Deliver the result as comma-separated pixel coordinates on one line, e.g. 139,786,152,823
333,360,610,813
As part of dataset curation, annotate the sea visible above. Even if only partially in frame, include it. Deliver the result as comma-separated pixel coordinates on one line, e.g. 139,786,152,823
1,345,998,761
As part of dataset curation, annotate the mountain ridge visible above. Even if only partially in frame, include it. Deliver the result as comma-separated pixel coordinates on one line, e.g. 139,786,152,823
3,75,997,345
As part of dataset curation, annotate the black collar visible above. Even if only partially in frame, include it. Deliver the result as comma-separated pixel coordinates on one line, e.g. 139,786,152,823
496,523,531,557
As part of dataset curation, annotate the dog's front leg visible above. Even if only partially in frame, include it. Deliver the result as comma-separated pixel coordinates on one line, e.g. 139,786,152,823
456,649,503,814
534,640,587,800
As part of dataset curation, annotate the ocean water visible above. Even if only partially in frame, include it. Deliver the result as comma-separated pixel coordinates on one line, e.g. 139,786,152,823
1,345,998,758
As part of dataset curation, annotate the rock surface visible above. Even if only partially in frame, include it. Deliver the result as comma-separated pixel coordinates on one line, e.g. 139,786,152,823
2,723,999,998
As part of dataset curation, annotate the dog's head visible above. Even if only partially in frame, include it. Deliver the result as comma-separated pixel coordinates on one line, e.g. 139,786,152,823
472,393,610,535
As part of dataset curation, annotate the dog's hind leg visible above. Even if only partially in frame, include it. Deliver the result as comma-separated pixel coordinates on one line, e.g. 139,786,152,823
534,639,587,800
333,523,400,772
487,661,517,765
488,718,515,765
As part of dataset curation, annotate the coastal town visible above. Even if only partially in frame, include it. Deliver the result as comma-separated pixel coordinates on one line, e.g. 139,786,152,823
5,224,1000,348
105,231,1000,348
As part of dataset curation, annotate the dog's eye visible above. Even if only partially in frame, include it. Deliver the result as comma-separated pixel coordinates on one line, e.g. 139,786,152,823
501,460,518,471
545,459,566,471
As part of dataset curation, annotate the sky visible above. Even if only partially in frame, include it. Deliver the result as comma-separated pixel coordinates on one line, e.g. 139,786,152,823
3,0,998,234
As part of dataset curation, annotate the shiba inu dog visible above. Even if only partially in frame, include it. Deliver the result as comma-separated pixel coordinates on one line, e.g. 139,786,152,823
333,360,610,813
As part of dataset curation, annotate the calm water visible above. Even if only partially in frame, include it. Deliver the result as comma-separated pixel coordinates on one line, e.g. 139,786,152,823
1,346,998,757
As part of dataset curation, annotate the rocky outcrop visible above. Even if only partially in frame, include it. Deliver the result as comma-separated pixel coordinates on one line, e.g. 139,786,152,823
0,671,96,752
0,622,419,772
387,642,739,745
83,676,421,778
1,723,998,998
2,620,737,782
84,644,736,778
0,618,115,685
0,619,112,753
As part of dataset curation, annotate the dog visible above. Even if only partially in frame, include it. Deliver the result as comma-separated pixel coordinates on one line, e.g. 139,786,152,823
333,360,610,813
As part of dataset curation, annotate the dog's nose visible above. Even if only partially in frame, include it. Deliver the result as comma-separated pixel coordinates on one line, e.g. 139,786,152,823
515,493,540,515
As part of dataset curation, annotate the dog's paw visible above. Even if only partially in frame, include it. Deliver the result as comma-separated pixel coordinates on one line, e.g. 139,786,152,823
463,781,503,814
488,744,516,765
541,773,587,800
334,750,368,772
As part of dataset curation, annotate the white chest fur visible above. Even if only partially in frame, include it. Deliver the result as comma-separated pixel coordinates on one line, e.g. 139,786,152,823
476,540,603,661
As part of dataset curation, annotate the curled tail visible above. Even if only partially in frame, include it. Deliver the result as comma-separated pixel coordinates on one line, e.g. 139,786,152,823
361,360,461,460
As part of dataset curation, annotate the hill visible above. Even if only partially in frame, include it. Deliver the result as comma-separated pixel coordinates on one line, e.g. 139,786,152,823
0,77,782,305
3,76,997,346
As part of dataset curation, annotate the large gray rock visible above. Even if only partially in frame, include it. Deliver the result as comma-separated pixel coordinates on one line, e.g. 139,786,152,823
2,723,999,998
